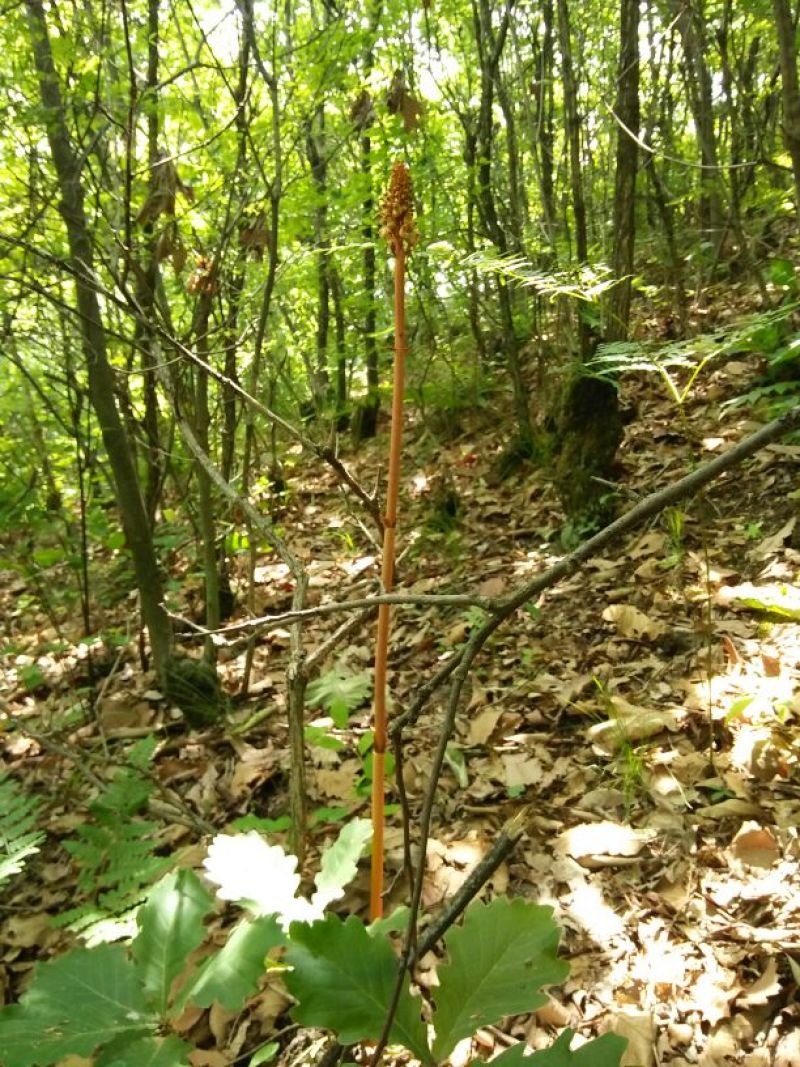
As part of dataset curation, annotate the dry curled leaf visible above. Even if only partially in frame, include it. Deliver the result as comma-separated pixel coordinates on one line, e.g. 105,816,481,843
238,211,272,260
588,697,682,751
731,823,780,868
602,603,665,640
385,69,424,131
349,88,375,130
137,151,193,224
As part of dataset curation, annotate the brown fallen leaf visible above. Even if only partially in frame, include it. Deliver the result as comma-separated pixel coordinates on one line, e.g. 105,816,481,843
609,1008,656,1067
602,604,665,640
754,516,796,558
731,823,780,868
478,574,505,597
3,912,51,949
588,698,682,751
467,707,501,746
737,956,782,1006
189,1052,229,1067
230,745,278,799
695,798,764,820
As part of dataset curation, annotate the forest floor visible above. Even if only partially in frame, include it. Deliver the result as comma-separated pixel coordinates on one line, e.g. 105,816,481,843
2,319,800,1067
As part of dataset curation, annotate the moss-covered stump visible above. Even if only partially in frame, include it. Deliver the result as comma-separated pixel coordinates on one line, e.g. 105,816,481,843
550,375,623,536
350,398,379,445
164,655,229,728
426,469,461,529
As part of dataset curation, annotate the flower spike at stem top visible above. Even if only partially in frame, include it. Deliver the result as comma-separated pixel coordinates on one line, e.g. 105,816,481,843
370,163,416,920
379,160,419,257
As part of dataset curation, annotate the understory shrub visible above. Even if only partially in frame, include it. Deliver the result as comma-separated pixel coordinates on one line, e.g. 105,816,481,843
0,821,627,1067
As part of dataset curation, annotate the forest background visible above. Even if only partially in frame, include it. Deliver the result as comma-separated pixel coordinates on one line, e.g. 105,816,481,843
2,0,800,1064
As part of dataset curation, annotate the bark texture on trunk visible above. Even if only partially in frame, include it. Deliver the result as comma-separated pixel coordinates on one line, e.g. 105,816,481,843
26,0,172,675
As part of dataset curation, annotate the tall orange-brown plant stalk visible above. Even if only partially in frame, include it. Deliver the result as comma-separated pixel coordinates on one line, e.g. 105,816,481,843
370,162,417,920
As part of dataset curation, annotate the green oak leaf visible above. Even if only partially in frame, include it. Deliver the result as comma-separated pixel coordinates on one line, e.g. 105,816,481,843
182,915,285,1012
284,915,432,1064
94,1032,192,1067
483,1029,627,1066
432,899,570,1061
0,944,154,1067
311,818,371,912
132,868,213,1016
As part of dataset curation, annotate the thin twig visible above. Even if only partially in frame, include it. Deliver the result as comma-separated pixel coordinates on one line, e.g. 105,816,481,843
413,812,525,960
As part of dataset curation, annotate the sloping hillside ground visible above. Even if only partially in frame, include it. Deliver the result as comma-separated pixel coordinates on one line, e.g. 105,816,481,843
2,328,800,1066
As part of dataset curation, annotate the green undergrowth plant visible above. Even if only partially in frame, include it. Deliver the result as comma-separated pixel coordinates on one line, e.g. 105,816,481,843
305,666,393,800
56,736,171,936
0,774,45,891
589,299,799,413
0,819,627,1067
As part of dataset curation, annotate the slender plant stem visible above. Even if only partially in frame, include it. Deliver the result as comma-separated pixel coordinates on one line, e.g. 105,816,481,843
370,236,407,920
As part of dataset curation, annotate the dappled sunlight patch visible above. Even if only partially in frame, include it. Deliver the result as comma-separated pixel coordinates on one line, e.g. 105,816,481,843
561,882,629,944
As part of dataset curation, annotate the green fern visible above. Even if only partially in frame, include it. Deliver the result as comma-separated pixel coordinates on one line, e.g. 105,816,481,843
0,774,45,891
56,737,171,933
588,303,798,405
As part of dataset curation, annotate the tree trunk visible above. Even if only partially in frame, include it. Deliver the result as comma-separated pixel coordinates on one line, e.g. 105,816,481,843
306,106,331,408
192,293,220,664
474,0,533,447
672,0,725,251
25,0,172,676
605,0,640,342
551,0,626,532
771,0,800,227
555,0,591,357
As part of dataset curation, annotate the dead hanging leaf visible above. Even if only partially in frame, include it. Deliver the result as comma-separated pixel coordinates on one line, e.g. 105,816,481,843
238,212,272,260
187,256,218,296
137,151,193,225
349,88,376,130
385,69,424,131
731,823,780,868
155,220,187,274
602,604,665,640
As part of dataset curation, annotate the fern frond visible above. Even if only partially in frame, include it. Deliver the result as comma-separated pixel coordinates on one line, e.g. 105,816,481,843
0,774,45,891
589,303,799,381
56,736,173,934
465,251,616,303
